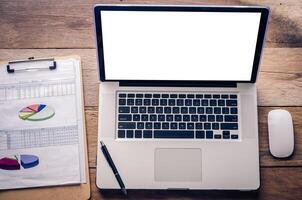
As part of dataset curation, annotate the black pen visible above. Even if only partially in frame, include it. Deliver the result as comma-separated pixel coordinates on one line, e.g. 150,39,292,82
100,141,127,195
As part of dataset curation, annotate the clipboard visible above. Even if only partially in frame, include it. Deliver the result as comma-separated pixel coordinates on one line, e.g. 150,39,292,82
0,56,90,200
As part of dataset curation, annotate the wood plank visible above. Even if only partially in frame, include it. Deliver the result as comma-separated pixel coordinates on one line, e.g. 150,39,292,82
0,48,301,107
88,167,302,200
0,0,302,48
85,106,302,168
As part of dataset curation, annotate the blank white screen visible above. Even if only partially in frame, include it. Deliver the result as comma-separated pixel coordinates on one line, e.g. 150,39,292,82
100,11,261,81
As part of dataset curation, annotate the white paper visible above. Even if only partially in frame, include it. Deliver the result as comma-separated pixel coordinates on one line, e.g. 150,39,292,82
0,58,86,189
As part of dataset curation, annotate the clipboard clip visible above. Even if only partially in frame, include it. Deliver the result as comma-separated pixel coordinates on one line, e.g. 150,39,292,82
6,57,57,73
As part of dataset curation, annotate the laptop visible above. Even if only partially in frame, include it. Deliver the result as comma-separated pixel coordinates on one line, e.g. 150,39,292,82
94,5,269,190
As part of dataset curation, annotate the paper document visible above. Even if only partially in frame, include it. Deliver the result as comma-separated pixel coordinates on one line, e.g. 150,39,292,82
0,58,86,189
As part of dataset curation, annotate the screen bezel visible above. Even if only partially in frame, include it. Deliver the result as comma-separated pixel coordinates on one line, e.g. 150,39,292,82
94,5,269,84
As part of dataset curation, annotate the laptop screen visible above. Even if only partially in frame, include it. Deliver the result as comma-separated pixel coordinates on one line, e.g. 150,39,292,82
99,10,263,81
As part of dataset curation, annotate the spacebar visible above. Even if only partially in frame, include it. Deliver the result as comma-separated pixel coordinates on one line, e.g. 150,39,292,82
154,131,194,138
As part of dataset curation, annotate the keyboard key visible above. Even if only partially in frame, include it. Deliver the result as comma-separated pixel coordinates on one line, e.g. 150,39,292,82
185,99,192,106
145,94,152,98
152,99,159,106
187,94,194,98
154,123,161,129
177,99,184,106
166,115,173,121
118,114,132,121
196,131,205,138
231,134,239,139
195,123,203,129
127,93,135,98
135,99,142,105
143,130,152,138
189,107,196,114
191,115,198,121
201,100,208,106
119,107,130,113
173,107,180,113
179,123,186,129
141,115,148,121
148,107,155,113
160,99,167,106
170,94,177,98
214,134,222,139
204,94,211,98
170,123,178,129
168,99,176,106
221,94,229,99
156,107,163,113
162,94,169,98
126,130,134,138
139,107,147,113
118,122,136,129
208,115,215,122
199,115,206,121
214,107,221,114
131,107,138,113
226,100,237,106
231,108,238,114
133,114,140,121
144,99,151,105
212,123,219,129
223,131,230,139
137,122,144,129
154,131,194,138
221,123,238,130
158,115,165,121
150,115,157,121
136,93,143,98
183,115,190,121
206,107,213,114
196,94,203,98
162,123,169,129
175,115,182,121
118,130,125,138
146,122,152,129
179,94,186,98
197,107,204,114
181,107,188,114
153,94,160,98
164,107,172,114
135,130,142,138
119,93,126,98
206,131,214,139
216,115,223,122
213,94,220,98
222,107,229,114
119,99,126,105
230,94,237,99
193,99,200,106
225,115,238,122
210,100,217,106
204,123,211,129
218,100,225,106
127,99,134,105
187,123,194,129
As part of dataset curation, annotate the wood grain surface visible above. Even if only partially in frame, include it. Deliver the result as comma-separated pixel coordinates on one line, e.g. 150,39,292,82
0,0,301,199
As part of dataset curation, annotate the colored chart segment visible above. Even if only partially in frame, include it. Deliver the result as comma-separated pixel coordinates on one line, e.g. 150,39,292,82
19,104,55,121
0,155,39,170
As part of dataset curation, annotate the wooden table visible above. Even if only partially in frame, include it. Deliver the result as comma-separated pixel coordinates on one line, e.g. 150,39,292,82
0,0,301,199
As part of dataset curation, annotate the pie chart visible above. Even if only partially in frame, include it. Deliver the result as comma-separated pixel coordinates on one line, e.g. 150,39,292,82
0,155,39,170
19,104,55,121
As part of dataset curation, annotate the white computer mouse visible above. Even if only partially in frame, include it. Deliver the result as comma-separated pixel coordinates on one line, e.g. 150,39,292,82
268,109,294,158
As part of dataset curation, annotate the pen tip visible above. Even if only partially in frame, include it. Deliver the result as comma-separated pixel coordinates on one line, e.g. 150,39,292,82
100,141,104,146
122,188,127,195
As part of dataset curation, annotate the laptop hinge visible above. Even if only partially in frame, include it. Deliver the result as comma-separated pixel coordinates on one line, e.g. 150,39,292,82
119,81,237,88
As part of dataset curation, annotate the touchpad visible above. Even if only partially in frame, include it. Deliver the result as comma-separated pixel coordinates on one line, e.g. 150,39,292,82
155,148,202,182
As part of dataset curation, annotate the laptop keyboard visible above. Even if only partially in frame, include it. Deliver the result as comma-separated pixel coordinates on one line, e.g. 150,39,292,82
117,92,239,140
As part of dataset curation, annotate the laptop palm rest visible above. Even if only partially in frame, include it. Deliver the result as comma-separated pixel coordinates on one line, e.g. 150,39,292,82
154,148,202,182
